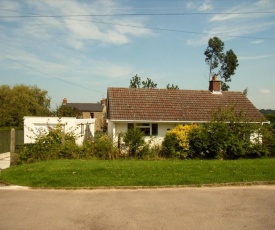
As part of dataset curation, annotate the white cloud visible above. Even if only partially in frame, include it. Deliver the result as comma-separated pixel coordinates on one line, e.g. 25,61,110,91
186,0,212,11
3,0,154,49
1,43,133,85
259,88,272,94
198,2,212,11
0,1,23,23
250,40,264,44
187,0,275,46
239,55,275,60
186,2,195,9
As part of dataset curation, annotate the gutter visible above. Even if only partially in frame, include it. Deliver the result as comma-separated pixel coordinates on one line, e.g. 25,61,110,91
107,120,271,124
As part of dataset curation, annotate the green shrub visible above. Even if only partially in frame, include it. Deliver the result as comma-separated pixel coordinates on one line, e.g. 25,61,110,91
123,128,145,157
16,124,79,164
138,142,162,160
93,133,118,159
161,132,181,158
188,125,209,158
187,108,270,159
168,106,273,160
162,124,199,159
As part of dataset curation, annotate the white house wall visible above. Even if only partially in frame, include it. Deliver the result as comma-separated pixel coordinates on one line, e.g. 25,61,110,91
24,117,95,146
107,121,180,145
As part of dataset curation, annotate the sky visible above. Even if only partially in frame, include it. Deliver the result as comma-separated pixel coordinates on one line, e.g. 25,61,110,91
0,0,275,110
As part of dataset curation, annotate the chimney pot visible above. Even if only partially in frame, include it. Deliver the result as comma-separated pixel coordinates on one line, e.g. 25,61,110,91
63,98,67,105
209,76,222,94
101,98,106,105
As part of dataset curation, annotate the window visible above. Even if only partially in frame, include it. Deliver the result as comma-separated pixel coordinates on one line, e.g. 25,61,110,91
152,123,158,135
128,123,158,136
136,123,150,136
79,123,85,136
90,113,94,118
128,123,134,130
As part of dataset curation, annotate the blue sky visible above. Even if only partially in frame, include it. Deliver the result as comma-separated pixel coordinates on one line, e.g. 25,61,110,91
0,0,275,110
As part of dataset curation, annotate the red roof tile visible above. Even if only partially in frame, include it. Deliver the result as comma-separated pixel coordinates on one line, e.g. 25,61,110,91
107,88,266,122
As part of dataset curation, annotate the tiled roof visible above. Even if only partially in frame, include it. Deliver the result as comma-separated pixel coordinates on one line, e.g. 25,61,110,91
66,103,103,112
107,87,266,122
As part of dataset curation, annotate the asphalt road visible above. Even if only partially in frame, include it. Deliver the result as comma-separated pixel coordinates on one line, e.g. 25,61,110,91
1,185,275,230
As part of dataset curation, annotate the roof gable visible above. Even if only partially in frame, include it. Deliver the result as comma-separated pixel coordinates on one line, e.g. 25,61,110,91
107,88,266,122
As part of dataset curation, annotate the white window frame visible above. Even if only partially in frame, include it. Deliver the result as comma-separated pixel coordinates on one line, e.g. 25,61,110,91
128,123,158,136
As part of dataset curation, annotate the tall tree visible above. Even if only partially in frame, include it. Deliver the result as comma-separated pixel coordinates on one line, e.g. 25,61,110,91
0,84,51,128
167,84,179,89
129,75,157,88
204,37,239,91
129,74,141,88
130,75,178,89
141,78,157,88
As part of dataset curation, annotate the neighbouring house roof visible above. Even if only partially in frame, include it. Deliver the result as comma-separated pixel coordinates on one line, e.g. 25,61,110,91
66,103,103,112
107,87,267,122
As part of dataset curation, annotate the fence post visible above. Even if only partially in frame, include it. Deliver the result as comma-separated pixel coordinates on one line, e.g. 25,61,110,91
62,130,65,146
10,128,15,153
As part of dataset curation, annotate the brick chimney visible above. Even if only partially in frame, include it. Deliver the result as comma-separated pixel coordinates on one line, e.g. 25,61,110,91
209,75,222,94
101,98,106,105
63,98,67,105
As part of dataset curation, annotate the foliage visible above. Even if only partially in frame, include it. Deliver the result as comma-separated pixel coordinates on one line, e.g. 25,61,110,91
260,110,275,129
162,124,198,159
91,133,118,159
262,126,275,157
188,126,209,158
17,123,76,164
141,78,157,88
166,84,179,89
16,124,118,164
205,37,224,77
161,106,271,160
129,74,178,89
139,143,162,160
129,74,141,88
260,109,275,115
123,127,145,157
169,124,199,150
0,84,51,128
204,37,239,91
264,114,275,129
55,104,81,118
187,106,269,159
161,132,181,158
129,74,157,88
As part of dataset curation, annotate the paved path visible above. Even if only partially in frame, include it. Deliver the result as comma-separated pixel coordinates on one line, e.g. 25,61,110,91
1,185,275,230
0,152,10,170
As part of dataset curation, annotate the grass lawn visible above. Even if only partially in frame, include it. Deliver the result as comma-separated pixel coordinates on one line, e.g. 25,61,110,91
0,158,275,188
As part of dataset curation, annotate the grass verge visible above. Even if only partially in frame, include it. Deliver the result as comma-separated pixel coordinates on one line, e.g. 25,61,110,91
0,158,275,188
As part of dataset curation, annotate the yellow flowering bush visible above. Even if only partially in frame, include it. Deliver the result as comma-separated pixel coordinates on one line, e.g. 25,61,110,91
168,124,199,151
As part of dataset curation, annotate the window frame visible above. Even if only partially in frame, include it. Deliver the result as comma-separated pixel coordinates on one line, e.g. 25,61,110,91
128,123,158,136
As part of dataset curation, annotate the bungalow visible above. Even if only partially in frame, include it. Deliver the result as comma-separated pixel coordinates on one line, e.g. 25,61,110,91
106,76,267,144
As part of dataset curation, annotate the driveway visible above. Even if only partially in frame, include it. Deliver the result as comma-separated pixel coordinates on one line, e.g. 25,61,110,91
0,185,275,230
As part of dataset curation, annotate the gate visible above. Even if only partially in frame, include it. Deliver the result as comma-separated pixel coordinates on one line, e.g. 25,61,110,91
0,130,24,153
